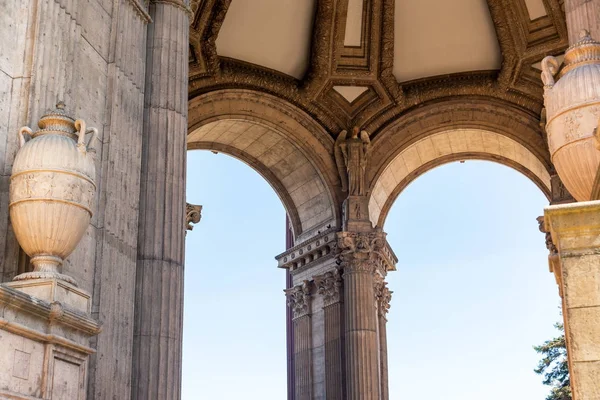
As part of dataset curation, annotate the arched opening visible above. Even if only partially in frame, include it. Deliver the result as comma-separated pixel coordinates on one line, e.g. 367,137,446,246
188,90,342,241
369,128,552,227
182,149,288,398
383,160,560,399
184,95,340,398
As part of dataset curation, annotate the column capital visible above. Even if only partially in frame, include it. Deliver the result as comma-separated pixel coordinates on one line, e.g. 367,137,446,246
285,280,312,319
336,230,397,274
374,278,393,318
186,202,202,231
314,268,343,306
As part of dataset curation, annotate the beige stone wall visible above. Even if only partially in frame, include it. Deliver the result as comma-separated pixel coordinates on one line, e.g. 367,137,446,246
0,0,149,397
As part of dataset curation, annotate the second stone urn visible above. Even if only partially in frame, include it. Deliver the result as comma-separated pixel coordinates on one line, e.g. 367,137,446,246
542,30,600,201
9,104,97,285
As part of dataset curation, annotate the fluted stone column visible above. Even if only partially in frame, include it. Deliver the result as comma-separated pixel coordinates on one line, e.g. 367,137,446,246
286,281,313,400
375,279,392,400
545,202,600,400
565,0,600,44
315,269,345,400
337,230,395,400
132,0,189,398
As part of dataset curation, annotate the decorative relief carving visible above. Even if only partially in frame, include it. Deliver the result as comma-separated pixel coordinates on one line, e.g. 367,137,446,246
314,269,343,306
285,281,312,319
334,127,371,195
374,278,392,317
185,203,202,231
537,215,563,297
337,230,396,275
189,0,567,143
537,216,557,255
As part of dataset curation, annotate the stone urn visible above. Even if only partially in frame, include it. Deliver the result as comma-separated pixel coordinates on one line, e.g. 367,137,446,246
542,30,600,201
9,103,97,285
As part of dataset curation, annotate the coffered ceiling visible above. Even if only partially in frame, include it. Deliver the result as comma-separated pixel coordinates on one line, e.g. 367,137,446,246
189,0,569,137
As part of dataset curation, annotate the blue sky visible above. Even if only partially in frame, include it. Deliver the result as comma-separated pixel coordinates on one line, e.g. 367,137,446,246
183,150,561,399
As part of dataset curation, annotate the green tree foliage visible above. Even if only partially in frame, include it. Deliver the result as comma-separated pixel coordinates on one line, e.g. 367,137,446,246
534,323,571,400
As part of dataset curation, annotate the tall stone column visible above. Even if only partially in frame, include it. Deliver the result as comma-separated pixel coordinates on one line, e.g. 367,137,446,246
337,230,396,400
286,281,313,400
315,269,345,400
564,0,600,44
132,0,189,398
375,278,392,400
545,202,600,400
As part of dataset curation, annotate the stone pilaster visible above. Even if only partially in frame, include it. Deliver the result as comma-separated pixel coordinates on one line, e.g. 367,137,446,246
315,269,345,400
286,281,313,400
545,201,600,400
131,0,189,398
337,230,396,400
565,0,600,44
375,278,392,400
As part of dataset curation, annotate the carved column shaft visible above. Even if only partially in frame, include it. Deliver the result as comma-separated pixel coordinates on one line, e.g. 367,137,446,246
286,281,312,400
343,264,379,400
316,269,345,400
565,0,600,44
375,281,392,400
337,230,396,400
132,1,189,399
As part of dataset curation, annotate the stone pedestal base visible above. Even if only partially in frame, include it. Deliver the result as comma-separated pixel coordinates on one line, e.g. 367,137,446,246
5,278,91,315
545,200,600,400
0,283,100,399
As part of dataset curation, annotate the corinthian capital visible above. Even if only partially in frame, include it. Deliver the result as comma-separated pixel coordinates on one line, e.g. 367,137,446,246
314,269,343,306
336,230,397,274
285,280,312,319
374,278,392,317
186,203,202,231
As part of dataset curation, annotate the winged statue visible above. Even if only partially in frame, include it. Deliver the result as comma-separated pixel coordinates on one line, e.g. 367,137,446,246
334,126,371,196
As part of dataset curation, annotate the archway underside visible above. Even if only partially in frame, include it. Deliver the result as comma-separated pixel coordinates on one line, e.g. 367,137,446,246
369,129,552,227
188,90,342,241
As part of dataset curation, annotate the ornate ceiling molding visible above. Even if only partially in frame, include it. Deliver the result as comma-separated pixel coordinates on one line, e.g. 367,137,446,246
188,0,567,156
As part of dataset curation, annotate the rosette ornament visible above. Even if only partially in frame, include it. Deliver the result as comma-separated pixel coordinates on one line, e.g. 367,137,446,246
9,103,97,285
542,30,600,201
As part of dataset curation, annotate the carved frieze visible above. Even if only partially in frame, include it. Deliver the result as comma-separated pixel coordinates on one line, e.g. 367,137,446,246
285,280,312,319
314,269,343,306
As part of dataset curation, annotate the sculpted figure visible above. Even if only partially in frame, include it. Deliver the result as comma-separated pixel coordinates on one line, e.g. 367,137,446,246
335,126,371,195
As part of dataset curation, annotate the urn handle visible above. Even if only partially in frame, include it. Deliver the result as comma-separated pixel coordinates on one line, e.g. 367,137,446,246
541,56,560,88
74,119,98,155
18,127,33,148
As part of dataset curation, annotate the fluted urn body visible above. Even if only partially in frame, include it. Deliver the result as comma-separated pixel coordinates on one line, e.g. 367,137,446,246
542,31,600,201
9,105,97,284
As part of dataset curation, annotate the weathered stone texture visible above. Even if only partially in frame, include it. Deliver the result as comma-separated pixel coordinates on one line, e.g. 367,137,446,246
546,201,600,400
131,1,189,399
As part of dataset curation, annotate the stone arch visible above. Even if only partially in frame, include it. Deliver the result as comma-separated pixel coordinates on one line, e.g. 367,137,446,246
368,98,552,227
188,89,341,241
